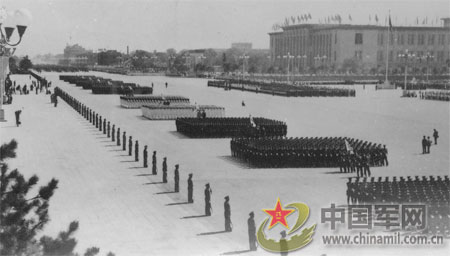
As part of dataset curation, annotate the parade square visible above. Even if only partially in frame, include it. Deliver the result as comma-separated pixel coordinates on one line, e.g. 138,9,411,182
2,72,448,255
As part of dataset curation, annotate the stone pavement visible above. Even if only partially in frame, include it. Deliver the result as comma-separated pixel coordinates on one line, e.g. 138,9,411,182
1,73,448,256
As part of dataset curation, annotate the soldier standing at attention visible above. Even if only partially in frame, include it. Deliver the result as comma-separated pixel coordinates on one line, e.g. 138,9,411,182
248,212,257,251
95,113,98,128
135,140,139,162
128,136,133,156
187,173,193,203
99,116,102,131
143,145,148,168
224,196,232,232
152,151,157,175
205,183,212,216
174,164,179,192
117,128,121,146
112,125,115,141
422,136,427,154
122,132,126,151
103,119,106,135
162,157,168,183
107,122,111,137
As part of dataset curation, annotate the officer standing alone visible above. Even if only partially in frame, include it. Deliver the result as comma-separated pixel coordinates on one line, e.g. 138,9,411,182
187,173,193,203
224,196,232,232
174,164,179,192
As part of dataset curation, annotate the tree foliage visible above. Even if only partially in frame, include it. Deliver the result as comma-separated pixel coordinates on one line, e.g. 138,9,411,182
19,55,33,71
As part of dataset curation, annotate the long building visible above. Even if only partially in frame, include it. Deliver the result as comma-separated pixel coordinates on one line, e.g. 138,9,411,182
269,18,450,75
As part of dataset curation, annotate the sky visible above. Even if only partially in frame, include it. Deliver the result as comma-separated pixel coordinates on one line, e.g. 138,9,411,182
1,0,449,56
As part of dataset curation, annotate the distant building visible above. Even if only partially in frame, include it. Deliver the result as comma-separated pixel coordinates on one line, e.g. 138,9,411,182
231,43,253,52
269,20,450,74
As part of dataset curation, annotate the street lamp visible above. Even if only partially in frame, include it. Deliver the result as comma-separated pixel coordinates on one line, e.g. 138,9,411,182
283,52,294,82
0,7,31,121
239,54,249,79
398,49,415,91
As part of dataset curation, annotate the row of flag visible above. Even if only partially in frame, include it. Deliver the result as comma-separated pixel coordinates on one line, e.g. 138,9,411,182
272,14,442,31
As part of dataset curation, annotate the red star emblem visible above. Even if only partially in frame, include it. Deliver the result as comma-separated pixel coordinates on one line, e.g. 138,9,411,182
263,198,294,229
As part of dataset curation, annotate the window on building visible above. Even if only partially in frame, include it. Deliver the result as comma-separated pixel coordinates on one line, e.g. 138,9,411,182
355,33,363,44
389,34,394,45
377,50,384,62
407,34,415,45
438,34,445,45
428,34,435,45
418,34,425,45
389,51,393,61
377,34,384,46
398,34,404,45
437,51,444,62
335,33,337,44
334,51,336,61
354,50,363,60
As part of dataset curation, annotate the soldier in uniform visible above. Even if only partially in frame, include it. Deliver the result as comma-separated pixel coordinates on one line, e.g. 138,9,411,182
117,128,121,146
135,140,139,162
112,125,115,141
248,211,257,251
162,157,168,183
95,113,98,128
103,119,106,135
128,136,133,156
205,183,212,216
174,164,179,192
224,196,232,232
422,136,427,154
433,129,439,145
107,122,111,138
99,116,102,131
122,132,126,151
187,173,193,203
152,151,157,175
143,145,148,168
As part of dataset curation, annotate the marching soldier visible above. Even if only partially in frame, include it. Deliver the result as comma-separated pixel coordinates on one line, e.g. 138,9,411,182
152,151,157,175
135,140,139,162
248,212,257,251
112,125,115,141
174,164,179,192
128,136,133,156
143,145,148,168
224,196,232,232
107,122,111,138
122,131,126,151
205,183,212,216
162,157,168,183
187,173,193,203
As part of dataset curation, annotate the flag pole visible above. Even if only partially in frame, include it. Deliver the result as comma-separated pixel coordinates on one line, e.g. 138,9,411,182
384,10,391,87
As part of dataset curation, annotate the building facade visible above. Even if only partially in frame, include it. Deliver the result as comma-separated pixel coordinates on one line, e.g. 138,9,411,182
269,19,450,74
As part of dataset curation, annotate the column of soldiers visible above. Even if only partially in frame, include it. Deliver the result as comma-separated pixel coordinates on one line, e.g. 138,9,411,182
176,117,287,138
54,86,259,251
346,175,449,236
231,137,387,171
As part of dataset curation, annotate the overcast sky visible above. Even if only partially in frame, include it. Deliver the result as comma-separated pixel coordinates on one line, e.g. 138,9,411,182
2,0,449,56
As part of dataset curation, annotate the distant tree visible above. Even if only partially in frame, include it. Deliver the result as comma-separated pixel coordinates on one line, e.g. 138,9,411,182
106,252,116,256
9,56,19,73
19,55,33,70
97,50,122,66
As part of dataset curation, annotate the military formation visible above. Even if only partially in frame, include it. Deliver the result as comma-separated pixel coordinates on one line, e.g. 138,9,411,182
59,75,152,95
208,79,356,97
120,95,190,109
420,90,450,101
54,86,258,247
176,117,287,138
346,175,449,236
231,136,387,170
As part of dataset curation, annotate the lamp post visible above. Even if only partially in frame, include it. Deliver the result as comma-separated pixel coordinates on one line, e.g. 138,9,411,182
398,49,415,91
283,52,294,82
239,54,249,80
0,7,30,121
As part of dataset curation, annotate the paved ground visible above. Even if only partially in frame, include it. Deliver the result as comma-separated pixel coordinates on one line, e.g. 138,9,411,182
1,73,448,256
